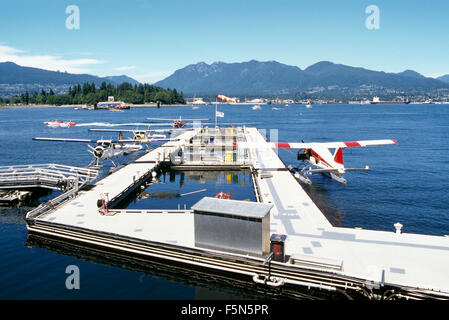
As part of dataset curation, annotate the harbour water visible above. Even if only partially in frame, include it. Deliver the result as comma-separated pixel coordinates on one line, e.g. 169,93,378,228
1,104,448,299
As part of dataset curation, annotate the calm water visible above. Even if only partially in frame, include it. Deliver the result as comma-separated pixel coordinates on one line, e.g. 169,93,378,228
1,104,448,299
118,170,256,210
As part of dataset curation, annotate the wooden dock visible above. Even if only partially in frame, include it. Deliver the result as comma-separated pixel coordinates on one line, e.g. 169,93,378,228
25,127,449,300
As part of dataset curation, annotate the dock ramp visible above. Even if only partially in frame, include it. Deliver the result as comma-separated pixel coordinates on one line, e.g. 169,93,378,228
0,164,98,191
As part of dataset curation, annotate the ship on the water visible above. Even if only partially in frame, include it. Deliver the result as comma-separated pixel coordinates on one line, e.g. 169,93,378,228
96,96,130,110
370,96,410,105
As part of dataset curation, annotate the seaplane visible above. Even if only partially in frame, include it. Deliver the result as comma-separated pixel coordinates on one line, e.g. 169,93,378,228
87,126,191,142
235,139,397,184
32,135,177,167
146,117,209,128
44,120,76,128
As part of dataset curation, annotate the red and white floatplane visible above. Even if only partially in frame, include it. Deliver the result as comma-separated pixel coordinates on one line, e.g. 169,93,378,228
146,117,209,128
236,139,397,184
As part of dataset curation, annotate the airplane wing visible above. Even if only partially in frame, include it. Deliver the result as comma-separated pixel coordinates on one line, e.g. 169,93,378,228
88,128,190,133
33,137,134,144
146,118,179,121
146,118,209,121
108,138,179,144
89,129,142,133
234,139,397,149
271,139,397,149
33,137,96,143
110,139,138,143
33,137,178,144
76,122,152,127
146,122,206,127
146,122,185,126
137,138,180,143
151,128,192,132
109,122,151,126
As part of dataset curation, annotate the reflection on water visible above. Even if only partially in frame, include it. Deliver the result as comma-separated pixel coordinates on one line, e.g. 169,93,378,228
0,207,28,224
116,170,255,210
301,180,346,226
26,234,324,300
0,188,57,224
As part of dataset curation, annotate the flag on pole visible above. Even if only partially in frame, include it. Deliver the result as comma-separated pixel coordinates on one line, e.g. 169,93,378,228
216,111,224,118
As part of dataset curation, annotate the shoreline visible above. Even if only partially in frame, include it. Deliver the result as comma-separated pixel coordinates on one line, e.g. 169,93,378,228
2,103,448,110
0,103,195,109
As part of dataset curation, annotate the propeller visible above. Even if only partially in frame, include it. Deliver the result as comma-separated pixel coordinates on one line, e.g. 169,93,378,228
87,144,105,159
94,146,105,158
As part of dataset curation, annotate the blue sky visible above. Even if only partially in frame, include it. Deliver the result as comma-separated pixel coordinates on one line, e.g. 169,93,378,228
1,0,449,83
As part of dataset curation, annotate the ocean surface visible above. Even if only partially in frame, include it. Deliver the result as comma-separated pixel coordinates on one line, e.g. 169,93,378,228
1,104,448,299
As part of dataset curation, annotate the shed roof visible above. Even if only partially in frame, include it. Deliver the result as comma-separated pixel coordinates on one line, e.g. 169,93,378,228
191,197,272,219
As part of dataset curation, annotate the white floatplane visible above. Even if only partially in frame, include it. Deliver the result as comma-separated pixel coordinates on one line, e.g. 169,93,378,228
235,139,397,184
88,127,190,141
32,136,177,167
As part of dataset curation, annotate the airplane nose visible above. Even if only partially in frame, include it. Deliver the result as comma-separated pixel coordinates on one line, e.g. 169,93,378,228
94,147,104,158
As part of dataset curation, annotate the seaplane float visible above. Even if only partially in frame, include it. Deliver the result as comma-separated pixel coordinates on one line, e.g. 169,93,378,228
235,139,397,184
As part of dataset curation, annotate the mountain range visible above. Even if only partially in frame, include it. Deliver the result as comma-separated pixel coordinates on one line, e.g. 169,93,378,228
437,74,449,83
2,60,449,99
154,60,449,98
0,62,139,97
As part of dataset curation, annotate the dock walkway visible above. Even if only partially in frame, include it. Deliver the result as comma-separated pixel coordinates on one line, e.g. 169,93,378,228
27,130,197,245
247,128,449,295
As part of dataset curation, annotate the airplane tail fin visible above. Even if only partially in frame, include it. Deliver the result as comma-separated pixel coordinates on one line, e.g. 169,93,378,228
334,147,344,165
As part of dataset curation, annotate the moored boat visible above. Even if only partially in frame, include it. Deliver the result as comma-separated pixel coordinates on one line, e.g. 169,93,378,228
370,96,410,104
97,96,130,110
44,120,76,127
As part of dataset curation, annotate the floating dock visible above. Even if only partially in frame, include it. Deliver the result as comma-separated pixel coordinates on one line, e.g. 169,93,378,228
0,190,32,204
25,127,449,300
0,164,98,205
0,164,98,191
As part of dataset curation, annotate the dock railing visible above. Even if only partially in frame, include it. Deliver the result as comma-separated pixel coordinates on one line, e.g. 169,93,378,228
26,187,78,220
104,209,193,215
10,164,99,221
0,164,98,190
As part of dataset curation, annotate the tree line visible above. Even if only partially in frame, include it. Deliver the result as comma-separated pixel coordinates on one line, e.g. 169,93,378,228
0,82,185,105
